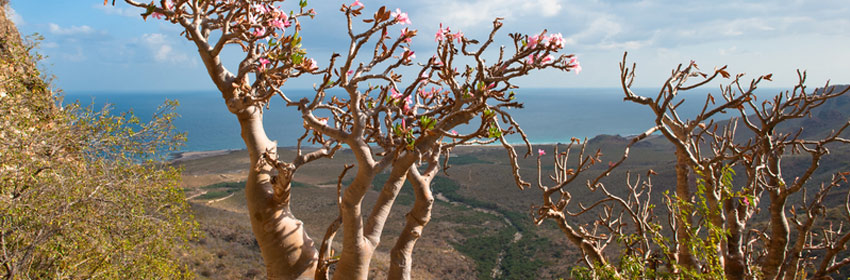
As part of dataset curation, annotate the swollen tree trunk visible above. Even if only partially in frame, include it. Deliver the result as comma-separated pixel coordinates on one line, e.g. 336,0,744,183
762,155,788,280
674,146,698,270
237,108,318,279
724,201,747,280
388,166,435,280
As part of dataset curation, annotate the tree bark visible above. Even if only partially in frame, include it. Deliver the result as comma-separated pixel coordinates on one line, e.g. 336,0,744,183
674,146,698,270
238,109,318,279
388,166,434,280
762,156,788,280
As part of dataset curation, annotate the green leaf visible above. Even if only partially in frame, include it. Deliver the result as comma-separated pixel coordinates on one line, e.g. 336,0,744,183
299,0,308,8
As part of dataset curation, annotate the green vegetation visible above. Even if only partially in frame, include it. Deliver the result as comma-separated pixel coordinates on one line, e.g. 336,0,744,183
434,176,550,279
0,26,197,278
447,154,492,165
196,180,311,200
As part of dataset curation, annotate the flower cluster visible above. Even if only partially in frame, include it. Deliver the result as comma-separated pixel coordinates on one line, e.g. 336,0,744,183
249,3,292,38
528,32,565,49
435,23,463,43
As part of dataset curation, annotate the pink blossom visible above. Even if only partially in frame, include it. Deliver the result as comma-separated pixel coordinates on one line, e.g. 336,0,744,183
570,57,582,75
151,12,164,20
253,4,269,14
318,118,328,125
528,34,540,48
526,54,535,64
252,27,266,37
538,149,546,156
541,54,554,64
351,0,364,9
403,50,415,62
259,58,271,70
435,23,449,42
451,130,458,135
347,70,354,76
454,30,464,43
270,19,287,29
391,8,411,25
742,197,750,207
279,13,291,27
400,28,412,43
307,58,318,70
403,95,413,113
390,87,403,100
419,72,429,84
546,33,565,48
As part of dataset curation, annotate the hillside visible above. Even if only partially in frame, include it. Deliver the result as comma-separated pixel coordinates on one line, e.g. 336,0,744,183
175,85,850,279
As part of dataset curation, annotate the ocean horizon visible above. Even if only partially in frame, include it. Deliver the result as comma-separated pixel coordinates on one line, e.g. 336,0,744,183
64,87,782,152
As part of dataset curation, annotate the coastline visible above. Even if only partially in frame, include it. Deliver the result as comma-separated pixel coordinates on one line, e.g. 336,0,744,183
169,149,240,163
166,134,646,163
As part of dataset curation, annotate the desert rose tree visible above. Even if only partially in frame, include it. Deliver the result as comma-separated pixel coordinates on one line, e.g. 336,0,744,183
108,0,580,279
527,54,850,279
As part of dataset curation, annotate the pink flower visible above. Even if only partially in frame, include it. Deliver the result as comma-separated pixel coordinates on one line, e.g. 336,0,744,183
742,197,750,207
451,130,458,135
253,4,269,14
259,58,270,70
351,0,364,9
452,30,464,43
347,70,354,76
419,72,429,84
400,28,412,43
252,27,266,37
403,95,413,113
318,118,328,125
151,12,164,20
570,57,582,75
526,54,535,64
391,8,411,25
401,118,407,129
390,87,403,100
528,34,540,48
541,54,554,64
270,19,286,29
403,50,415,62
546,33,565,48
538,149,546,156
279,13,291,27
307,58,318,70
435,23,447,42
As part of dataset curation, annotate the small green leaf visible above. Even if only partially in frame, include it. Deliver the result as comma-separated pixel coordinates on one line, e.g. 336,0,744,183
299,0,308,8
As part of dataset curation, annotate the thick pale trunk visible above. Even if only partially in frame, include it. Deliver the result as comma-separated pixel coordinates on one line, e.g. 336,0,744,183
332,166,375,280
388,167,434,280
724,201,746,280
703,174,727,272
762,157,787,280
674,146,698,270
238,110,318,279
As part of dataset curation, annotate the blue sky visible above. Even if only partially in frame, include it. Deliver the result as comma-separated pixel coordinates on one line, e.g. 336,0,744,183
6,0,850,93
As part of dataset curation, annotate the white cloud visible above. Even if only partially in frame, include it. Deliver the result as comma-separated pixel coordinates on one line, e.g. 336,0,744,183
140,33,191,64
92,3,140,17
48,23,95,36
419,0,566,30
5,6,23,26
522,0,563,17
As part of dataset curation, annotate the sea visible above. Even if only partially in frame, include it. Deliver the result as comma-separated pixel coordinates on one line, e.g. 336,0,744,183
63,88,772,152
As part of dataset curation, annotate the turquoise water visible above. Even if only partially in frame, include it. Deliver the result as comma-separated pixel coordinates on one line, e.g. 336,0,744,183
64,88,723,152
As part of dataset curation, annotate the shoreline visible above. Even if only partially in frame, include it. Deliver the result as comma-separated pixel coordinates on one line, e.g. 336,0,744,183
167,134,651,163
